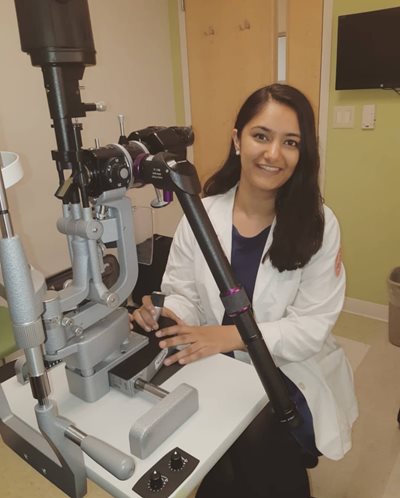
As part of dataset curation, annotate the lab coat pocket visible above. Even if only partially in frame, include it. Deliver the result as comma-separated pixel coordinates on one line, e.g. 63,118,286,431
316,346,357,425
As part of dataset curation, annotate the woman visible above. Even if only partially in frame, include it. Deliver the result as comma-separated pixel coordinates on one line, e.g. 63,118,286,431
132,84,358,497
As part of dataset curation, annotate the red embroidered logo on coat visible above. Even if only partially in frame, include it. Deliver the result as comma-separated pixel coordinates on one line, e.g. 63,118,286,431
335,248,342,277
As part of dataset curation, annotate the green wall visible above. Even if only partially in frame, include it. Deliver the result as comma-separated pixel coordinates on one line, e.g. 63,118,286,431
325,0,400,305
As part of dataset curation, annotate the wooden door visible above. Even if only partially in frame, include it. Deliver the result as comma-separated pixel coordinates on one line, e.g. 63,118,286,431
286,0,324,121
184,0,277,182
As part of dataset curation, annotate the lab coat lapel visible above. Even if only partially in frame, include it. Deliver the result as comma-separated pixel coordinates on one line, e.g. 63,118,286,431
209,187,236,259
252,217,276,310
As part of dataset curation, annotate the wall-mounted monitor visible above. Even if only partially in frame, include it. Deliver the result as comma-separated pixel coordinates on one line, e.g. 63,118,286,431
336,7,400,90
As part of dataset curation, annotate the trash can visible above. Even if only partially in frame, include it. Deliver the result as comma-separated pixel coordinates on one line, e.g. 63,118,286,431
388,267,400,346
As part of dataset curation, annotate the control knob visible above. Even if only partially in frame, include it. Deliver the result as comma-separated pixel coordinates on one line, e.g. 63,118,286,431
169,450,185,471
149,470,164,492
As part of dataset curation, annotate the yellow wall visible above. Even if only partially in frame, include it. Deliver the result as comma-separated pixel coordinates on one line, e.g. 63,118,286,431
325,0,400,305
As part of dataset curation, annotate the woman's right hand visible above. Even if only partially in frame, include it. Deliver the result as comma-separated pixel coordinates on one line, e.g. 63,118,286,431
129,295,184,332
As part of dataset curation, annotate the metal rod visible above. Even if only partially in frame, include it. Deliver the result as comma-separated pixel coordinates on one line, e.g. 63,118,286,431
0,156,14,238
65,425,87,446
134,378,168,399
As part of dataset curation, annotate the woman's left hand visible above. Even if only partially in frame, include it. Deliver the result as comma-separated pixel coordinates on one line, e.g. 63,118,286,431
156,324,244,366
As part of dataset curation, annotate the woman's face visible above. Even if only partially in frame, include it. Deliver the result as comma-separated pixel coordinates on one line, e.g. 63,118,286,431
232,100,301,195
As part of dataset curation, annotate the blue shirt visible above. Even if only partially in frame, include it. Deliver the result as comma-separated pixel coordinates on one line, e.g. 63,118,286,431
222,225,270,327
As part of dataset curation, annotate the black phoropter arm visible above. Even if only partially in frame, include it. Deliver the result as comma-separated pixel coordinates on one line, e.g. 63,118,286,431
176,191,298,426
139,153,299,427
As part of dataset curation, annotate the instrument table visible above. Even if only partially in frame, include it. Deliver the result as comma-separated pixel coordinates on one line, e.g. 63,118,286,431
1,353,267,497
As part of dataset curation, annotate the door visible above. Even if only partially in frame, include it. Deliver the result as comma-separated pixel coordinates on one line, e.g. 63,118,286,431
184,0,277,182
183,0,325,181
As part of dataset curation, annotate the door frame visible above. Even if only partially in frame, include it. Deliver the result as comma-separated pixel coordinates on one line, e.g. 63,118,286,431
318,0,333,193
178,3,192,131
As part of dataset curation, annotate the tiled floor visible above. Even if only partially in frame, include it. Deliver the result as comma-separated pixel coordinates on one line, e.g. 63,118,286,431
1,312,399,497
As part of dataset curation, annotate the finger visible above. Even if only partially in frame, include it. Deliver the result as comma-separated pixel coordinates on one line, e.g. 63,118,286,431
175,348,205,365
164,344,205,366
162,343,196,366
141,306,160,329
128,312,135,331
159,334,192,349
163,350,183,366
157,323,195,338
143,295,174,329
141,295,158,317
131,309,149,331
132,308,157,332
161,307,185,325
155,325,182,338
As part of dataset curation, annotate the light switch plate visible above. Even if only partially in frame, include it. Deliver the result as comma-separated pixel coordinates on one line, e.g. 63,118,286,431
333,106,355,128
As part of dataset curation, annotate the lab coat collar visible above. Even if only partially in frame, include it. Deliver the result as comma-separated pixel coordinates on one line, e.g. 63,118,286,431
206,184,277,317
207,184,277,261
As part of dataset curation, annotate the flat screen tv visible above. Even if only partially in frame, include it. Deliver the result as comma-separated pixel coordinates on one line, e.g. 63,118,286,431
336,7,400,90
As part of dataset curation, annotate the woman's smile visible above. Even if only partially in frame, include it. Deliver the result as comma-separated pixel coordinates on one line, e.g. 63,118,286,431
256,163,282,174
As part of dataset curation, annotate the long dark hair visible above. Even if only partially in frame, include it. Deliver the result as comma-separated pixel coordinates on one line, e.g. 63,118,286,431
203,83,324,272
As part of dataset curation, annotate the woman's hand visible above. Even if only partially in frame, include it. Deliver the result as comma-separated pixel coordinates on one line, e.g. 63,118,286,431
155,324,245,366
129,295,184,332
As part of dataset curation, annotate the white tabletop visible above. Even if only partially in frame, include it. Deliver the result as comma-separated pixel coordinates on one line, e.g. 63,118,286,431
2,354,267,497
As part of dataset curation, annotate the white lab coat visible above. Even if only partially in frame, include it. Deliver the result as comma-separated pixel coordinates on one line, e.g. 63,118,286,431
162,186,358,460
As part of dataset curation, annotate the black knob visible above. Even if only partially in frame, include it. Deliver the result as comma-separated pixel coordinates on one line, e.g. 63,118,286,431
149,470,164,491
170,450,184,471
